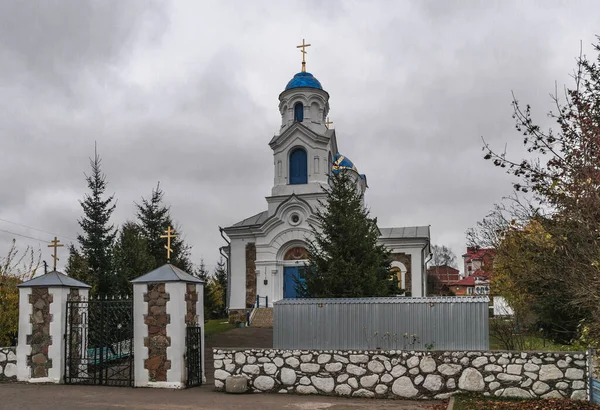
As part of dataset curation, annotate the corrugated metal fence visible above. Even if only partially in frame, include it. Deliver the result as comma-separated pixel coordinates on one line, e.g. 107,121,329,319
273,297,489,351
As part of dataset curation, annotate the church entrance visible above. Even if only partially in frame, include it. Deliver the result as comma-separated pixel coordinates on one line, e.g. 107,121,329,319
283,266,305,298
282,246,309,298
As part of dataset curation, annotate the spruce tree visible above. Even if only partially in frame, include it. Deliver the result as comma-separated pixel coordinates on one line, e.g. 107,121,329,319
136,182,194,272
113,221,155,296
70,147,117,297
214,257,227,317
300,170,396,298
195,258,209,281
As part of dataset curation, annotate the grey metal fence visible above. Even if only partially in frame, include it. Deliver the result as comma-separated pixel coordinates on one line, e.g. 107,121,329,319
273,297,489,351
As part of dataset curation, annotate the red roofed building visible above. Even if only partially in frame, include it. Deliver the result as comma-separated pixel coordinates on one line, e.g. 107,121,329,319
447,247,496,296
463,247,495,276
427,265,460,295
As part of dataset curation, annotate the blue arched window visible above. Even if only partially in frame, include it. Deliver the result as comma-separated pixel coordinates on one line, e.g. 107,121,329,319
294,102,304,122
289,148,308,184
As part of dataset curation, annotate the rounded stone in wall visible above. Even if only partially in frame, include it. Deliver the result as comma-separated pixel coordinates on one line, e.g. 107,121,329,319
423,374,443,391
458,368,484,392
375,384,388,394
281,367,296,385
297,385,318,395
392,376,418,398
311,376,334,393
360,374,378,388
353,389,375,398
254,375,275,391
419,357,436,373
368,360,385,373
317,354,332,364
335,384,352,396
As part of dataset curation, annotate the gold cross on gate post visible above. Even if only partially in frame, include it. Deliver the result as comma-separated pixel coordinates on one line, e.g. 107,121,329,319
160,226,177,262
325,117,333,129
47,236,63,271
296,38,311,72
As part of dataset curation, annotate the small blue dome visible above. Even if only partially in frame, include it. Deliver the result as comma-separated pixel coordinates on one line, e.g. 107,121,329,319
285,72,323,91
332,153,358,173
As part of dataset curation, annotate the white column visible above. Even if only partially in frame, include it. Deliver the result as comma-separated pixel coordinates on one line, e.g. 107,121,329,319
229,239,247,309
163,281,186,389
133,283,149,387
16,288,32,382
47,288,68,383
410,249,423,297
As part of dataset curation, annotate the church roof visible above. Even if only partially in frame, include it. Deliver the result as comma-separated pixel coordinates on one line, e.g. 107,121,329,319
285,72,323,91
18,270,91,288
379,226,430,240
229,210,269,228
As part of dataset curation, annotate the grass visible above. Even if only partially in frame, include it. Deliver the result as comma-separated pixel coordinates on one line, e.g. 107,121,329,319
204,319,234,337
451,393,600,410
488,333,586,352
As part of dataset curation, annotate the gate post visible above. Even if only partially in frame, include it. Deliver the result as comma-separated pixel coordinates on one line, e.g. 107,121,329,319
16,271,90,383
131,263,204,388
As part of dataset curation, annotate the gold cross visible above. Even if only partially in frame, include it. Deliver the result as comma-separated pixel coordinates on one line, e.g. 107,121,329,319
160,226,177,262
325,117,333,129
47,236,63,271
296,38,311,72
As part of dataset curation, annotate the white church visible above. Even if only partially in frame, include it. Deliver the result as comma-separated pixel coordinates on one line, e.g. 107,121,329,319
220,53,431,319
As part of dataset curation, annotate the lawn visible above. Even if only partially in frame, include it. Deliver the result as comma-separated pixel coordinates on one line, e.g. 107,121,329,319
451,394,600,410
488,333,585,352
204,319,234,337
489,334,582,351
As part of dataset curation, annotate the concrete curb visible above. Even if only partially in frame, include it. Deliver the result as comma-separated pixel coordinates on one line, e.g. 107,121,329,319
446,396,455,410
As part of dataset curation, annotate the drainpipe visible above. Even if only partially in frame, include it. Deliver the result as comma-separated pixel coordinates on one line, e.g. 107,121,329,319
219,226,231,311
422,228,432,296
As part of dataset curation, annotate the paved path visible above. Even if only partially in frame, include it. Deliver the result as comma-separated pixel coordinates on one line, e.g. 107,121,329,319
0,383,438,410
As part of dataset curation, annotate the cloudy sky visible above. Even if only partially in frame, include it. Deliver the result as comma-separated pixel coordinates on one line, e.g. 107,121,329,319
1,0,598,274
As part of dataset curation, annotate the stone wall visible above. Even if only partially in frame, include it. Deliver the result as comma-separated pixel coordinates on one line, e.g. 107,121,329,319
214,348,588,400
185,284,198,326
27,287,53,378
0,347,17,382
245,243,256,308
144,283,171,382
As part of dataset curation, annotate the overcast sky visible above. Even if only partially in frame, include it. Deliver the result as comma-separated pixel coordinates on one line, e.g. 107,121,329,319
1,0,598,275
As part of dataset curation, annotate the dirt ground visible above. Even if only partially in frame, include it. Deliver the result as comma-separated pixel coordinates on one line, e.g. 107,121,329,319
0,383,438,410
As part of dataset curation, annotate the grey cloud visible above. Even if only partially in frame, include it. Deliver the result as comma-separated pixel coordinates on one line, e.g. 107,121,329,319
1,1,599,274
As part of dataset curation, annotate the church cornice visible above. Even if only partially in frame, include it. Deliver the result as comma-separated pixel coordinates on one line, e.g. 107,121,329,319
269,122,330,149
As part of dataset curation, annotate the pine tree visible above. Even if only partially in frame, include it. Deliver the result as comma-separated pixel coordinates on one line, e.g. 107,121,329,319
70,146,117,297
300,170,396,298
113,221,155,296
136,182,194,272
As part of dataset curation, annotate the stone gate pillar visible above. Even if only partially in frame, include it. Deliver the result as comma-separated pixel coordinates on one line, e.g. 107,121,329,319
16,271,90,383
131,263,204,388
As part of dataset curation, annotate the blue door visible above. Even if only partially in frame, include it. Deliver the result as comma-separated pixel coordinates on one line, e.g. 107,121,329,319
284,266,305,298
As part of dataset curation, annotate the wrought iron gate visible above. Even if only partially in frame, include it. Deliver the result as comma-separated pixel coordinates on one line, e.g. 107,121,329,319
64,298,134,386
186,326,202,387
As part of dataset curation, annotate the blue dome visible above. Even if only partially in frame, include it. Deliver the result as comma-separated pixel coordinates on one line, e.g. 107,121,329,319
332,153,358,173
285,72,323,90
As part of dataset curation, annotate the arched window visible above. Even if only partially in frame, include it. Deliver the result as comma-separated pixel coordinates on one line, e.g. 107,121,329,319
328,152,332,173
294,102,304,122
289,148,307,184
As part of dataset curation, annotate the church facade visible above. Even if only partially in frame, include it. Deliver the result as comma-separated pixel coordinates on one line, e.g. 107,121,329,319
220,67,431,319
